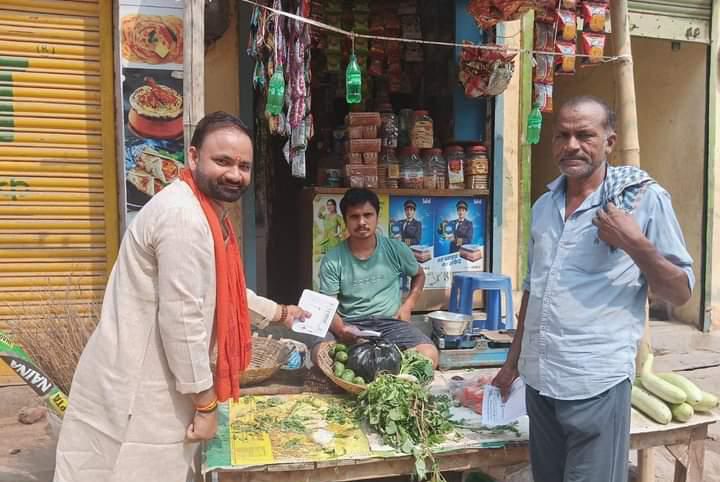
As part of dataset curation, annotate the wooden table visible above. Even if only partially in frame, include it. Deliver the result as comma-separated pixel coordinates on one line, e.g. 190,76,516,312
205,410,719,482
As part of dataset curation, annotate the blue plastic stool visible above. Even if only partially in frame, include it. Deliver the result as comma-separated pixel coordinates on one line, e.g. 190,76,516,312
448,272,514,331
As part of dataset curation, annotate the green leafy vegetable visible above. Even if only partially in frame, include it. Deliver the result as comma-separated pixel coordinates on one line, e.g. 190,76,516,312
399,350,435,385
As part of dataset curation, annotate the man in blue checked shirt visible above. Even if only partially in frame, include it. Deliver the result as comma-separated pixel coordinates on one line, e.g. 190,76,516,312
492,96,693,482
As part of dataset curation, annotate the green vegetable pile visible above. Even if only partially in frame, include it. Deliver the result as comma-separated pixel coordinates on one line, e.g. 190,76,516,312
399,350,434,385
330,343,366,385
355,374,455,482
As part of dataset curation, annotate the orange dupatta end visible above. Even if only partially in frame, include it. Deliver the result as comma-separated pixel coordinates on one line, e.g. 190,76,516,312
180,169,251,402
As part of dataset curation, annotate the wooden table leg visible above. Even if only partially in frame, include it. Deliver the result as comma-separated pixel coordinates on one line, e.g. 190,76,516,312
637,448,655,482
672,425,708,482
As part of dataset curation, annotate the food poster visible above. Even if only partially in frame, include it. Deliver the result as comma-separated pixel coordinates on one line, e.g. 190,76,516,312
117,1,184,222
311,193,389,290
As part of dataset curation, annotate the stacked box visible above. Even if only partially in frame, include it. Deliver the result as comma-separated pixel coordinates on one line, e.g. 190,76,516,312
344,112,382,188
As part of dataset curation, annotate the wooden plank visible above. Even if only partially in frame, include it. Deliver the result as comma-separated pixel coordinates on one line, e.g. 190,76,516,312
183,0,204,146
215,447,530,482
637,448,655,482
630,423,712,451
703,0,720,331
516,11,533,285
309,187,490,198
671,425,708,482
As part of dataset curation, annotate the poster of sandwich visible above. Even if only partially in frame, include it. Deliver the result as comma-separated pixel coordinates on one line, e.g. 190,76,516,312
117,0,184,222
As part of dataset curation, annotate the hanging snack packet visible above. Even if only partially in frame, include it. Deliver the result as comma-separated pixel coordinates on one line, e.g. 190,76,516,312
582,3,608,32
561,0,577,8
557,10,577,41
534,82,553,113
555,41,577,74
534,54,554,83
580,32,606,65
534,22,555,52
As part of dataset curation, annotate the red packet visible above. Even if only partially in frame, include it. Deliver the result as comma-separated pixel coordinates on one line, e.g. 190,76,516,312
580,32,606,65
555,41,577,74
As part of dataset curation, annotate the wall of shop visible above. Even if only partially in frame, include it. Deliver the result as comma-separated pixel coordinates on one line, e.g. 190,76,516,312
530,36,708,325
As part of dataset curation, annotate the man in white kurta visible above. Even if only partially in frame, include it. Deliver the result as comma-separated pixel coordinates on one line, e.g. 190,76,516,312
54,114,296,482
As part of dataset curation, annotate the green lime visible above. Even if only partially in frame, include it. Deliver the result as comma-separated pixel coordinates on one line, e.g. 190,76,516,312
352,376,366,385
334,343,348,353
334,361,345,376
334,351,348,362
341,370,355,382
328,345,337,357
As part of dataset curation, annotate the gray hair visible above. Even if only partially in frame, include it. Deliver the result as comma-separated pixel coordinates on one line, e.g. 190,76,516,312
559,96,617,132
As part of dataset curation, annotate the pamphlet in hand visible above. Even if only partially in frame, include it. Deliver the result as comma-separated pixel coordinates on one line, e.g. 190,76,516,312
481,378,527,427
291,290,339,338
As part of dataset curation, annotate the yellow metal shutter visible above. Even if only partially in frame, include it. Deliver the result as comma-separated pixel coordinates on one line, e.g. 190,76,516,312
0,0,119,330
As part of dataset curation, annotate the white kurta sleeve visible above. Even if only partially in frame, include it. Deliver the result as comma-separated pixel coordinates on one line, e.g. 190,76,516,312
154,206,214,394
247,289,278,329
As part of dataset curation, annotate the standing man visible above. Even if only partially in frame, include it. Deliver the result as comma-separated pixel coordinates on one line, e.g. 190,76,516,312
400,199,422,246
315,188,439,367
54,112,308,482
448,200,473,253
493,96,694,482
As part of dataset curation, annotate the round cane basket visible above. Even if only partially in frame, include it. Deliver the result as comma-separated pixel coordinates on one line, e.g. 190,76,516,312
316,341,366,395
239,336,289,387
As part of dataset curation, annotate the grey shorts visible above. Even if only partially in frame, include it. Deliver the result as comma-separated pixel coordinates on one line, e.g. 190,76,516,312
307,317,433,350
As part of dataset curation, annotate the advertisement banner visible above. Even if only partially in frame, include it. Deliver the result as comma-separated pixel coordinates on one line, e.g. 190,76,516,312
117,1,185,224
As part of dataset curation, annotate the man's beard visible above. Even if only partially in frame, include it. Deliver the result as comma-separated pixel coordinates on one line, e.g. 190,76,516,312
195,170,248,202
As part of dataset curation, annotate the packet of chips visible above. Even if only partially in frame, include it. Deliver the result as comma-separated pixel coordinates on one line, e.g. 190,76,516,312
580,32,606,65
555,41,577,74
582,3,608,32
534,54,554,83
534,22,555,52
557,9,578,41
534,82,553,113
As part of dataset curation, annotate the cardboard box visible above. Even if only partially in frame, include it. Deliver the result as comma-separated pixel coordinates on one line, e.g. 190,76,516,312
347,138,381,153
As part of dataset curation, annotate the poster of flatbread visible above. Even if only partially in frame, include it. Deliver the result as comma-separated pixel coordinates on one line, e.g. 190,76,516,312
119,5,183,69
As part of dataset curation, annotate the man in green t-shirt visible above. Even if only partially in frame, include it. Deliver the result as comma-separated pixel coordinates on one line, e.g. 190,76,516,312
315,188,439,367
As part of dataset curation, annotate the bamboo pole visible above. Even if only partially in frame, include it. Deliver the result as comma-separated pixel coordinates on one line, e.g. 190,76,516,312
610,1,654,480
183,0,205,147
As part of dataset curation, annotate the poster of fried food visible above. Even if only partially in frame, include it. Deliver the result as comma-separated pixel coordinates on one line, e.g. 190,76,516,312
119,5,183,68
122,68,184,211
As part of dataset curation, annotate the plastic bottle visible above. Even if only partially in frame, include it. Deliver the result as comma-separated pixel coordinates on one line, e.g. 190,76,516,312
265,65,285,115
346,54,362,104
399,147,424,189
527,104,542,145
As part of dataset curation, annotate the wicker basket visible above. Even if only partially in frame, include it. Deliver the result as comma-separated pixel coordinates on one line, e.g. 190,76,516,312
316,341,366,395
239,336,289,387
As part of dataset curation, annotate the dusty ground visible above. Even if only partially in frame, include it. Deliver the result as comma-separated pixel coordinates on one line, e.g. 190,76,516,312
1,320,718,482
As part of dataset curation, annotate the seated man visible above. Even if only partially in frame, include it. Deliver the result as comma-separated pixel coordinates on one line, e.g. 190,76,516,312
314,188,439,367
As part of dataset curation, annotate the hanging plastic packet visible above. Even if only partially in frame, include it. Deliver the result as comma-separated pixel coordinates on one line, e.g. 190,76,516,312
534,82,554,113
534,22,555,52
582,3,608,33
580,32,606,65
561,0,577,8
555,41,577,75
533,54,554,83
557,10,578,42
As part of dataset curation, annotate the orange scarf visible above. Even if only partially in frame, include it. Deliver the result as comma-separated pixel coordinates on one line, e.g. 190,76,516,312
180,169,251,402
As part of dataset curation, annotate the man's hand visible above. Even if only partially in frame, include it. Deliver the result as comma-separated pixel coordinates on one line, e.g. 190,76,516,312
394,305,412,322
592,202,644,251
186,410,218,442
278,305,311,330
491,363,519,402
336,323,361,344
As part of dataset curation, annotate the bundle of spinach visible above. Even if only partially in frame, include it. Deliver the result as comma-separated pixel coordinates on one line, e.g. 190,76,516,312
355,374,455,481
399,350,434,385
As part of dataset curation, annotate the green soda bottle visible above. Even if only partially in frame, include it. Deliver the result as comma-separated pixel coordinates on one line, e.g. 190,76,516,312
345,53,362,104
527,104,542,145
266,65,285,115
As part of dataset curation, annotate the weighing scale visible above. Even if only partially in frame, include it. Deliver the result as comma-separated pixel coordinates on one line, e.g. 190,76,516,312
430,312,515,370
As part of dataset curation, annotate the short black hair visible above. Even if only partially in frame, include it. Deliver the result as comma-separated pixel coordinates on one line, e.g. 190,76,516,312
340,188,380,218
326,199,337,207
190,111,252,149
559,96,616,132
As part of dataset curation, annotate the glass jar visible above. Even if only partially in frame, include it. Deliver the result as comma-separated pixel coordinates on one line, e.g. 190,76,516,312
380,106,399,149
379,148,401,188
464,144,489,191
422,148,446,190
398,109,414,148
411,110,434,149
399,146,424,189
444,145,465,189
